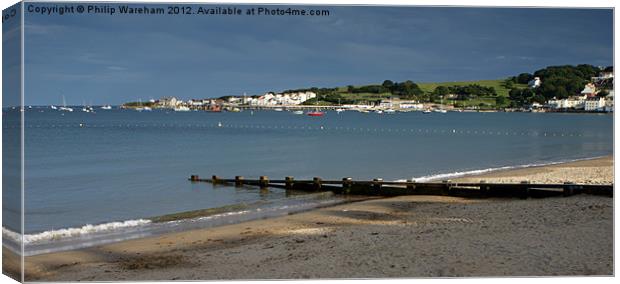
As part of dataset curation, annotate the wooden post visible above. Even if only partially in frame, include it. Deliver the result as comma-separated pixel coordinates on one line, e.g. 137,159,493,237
285,176,295,190
406,179,415,192
520,180,530,199
235,176,244,187
563,182,574,197
313,177,322,191
190,175,199,182
479,180,488,197
373,178,383,191
342,177,352,194
259,176,269,188
442,180,451,195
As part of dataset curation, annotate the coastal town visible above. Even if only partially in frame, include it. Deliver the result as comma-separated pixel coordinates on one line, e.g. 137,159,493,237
121,65,614,114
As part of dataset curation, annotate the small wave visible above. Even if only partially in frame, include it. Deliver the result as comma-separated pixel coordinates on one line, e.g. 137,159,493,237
3,192,347,251
398,156,606,182
3,219,151,245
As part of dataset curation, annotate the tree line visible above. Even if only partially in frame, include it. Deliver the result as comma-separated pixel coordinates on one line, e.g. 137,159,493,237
431,85,497,100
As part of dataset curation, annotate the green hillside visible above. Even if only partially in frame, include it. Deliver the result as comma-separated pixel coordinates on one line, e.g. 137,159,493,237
297,78,531,108
417,79,527,98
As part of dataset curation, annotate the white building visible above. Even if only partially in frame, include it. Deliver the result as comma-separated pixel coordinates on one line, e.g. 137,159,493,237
249,91,316,106
379,98,400,108
547,95,586,110
187,99,205,106
581,83,597,97
158,97,180,108
529,102,543,109
584,97,606,111
528,77,542,88
400,103,424,110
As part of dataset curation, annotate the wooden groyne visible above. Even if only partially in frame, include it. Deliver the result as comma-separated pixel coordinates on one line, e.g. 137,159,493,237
189,175,613,198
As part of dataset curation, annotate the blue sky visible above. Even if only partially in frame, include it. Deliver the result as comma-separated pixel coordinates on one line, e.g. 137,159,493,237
20,4,613,105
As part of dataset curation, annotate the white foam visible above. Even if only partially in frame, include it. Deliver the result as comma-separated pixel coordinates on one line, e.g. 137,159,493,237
398,156,606,183
3,219,151,245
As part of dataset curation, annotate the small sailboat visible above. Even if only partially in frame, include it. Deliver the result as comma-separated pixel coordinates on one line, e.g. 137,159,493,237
273,108,284,112
435,97,447,113
375,109,383,114
101,105,112,110
59,96,73,112
423,109,432,114
135,99,150,111
293,110,304,115
384,109,396,114
50,105,57,110
335,99,345,113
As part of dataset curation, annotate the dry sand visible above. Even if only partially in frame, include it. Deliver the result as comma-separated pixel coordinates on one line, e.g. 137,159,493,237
453,156,613,185
10,156,614,280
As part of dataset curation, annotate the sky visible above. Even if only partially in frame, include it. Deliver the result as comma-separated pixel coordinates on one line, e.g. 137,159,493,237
15,4,615,105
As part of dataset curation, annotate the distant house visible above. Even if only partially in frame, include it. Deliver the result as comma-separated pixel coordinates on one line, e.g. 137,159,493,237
591,67,614,87
599,71,614,79
158,97,180,108
227,97,241,103
528,77,542,88
529,102,543,109
188,99,204,106
379,98,400,108
547,95,586,110
251,91,316,106
584,97,605,111
581,83,597,97
400,103,424,110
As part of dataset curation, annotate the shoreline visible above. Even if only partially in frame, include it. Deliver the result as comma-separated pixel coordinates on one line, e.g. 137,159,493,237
452,155,612,184
7,156,611,254
13,155,613,280
410,155,612,183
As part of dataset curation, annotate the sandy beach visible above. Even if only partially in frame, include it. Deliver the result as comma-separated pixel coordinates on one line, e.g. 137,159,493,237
453,156,613,185
11,156,614,280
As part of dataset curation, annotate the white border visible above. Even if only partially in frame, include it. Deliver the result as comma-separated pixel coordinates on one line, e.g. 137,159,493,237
0,1,617,284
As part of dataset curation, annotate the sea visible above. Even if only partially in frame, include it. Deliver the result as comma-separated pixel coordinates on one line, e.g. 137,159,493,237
1,107,613,255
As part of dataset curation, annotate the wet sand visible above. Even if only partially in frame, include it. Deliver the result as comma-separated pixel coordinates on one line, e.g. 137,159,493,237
14,156,614,280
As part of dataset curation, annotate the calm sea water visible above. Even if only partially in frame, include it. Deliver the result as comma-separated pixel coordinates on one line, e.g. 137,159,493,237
2,108,613,251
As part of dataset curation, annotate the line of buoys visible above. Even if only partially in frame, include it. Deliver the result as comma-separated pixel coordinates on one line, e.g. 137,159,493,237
12,123,596,138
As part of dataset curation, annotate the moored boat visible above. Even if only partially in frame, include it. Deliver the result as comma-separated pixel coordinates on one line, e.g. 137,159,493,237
174,106,191,112
307,111,324,117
